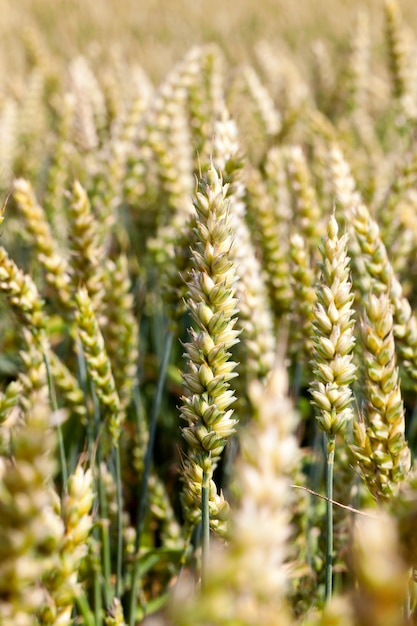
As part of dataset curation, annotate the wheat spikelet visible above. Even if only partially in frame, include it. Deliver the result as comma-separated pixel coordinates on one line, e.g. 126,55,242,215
245,165,292,325
309,215,357,435
40,466,94,626
13,178,72,309
286,145,323,246
68,56,106,151
212,110,275,384
384,0,414,102
102,256,139,412
345,10,371,113
48,352,87,422
171,362,297,626
68,180,105,311
179,164,239,531
0,245,46,332
242,65,282,138
289,232,317,363
351,293,410,499
0,399,64,626
75,287,123,446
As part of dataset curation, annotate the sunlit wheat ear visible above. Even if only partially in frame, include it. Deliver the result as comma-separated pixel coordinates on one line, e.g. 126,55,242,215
147,473,183,549
170,362,297,626
68,56,105,151
180,461,229,537
75,287,123,446
351,510,409,626
310,39,335,110
0,399,64,626
117,64,153,146
132,403,183,548
309,214,357,601
179,163,239,530
329,145,417,388
245,166,292,325
345,10,371,113
350,200,417,388
328,143,361,211
68,180,105,311
0,245,45,332
143,46,197,220
254,39,310,122
384,0,414,106
212,110,275,384
0,380,23,453
350,292,410,500
259,146,293,318
41,466,94,626
309,215,357,436
343,13,381,161
87,141,128,247
162,218,197,331
18,329,49,408
242,65,282,138
48,352,87,422
184,44,226,160
18,68,47,178
44,93,76,220
286,144,323,245
378,150,417,271
101,256,139,411
146,49,206,319
13,178,72,309
289,232,317,365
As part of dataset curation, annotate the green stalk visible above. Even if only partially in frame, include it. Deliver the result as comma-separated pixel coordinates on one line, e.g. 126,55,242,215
97,448,113,608
76,344,102,622
93,558,103,626
325,434,335,602
76,590,97,626
76,339,94,458
201,468,210,588
128,328,174,626
114,445,123,598
43,349,68,486
93,390,113,608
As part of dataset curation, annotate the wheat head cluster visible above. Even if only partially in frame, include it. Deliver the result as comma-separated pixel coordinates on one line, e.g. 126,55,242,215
2,0,417,624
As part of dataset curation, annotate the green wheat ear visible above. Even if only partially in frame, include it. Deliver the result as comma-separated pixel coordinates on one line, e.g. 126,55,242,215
13,178,72,309
309,214,357,602
351,292,410,500
180,163,240,538
0,398,63,625
309,215,357,437
41,465,94,625
75,287,123,446
169,361,298,626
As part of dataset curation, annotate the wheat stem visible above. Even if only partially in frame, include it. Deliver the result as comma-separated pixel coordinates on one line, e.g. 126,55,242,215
43,348,68,486
128,328,174,626
115,445,124,599
201,469,210,588
76,591,96,626
94,390,113,608
325,434,335,602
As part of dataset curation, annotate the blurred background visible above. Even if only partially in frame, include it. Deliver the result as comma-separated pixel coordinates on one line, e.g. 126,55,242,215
1,0,417,81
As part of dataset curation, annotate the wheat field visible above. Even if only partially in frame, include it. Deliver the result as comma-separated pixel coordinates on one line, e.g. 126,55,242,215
1,1,417,624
